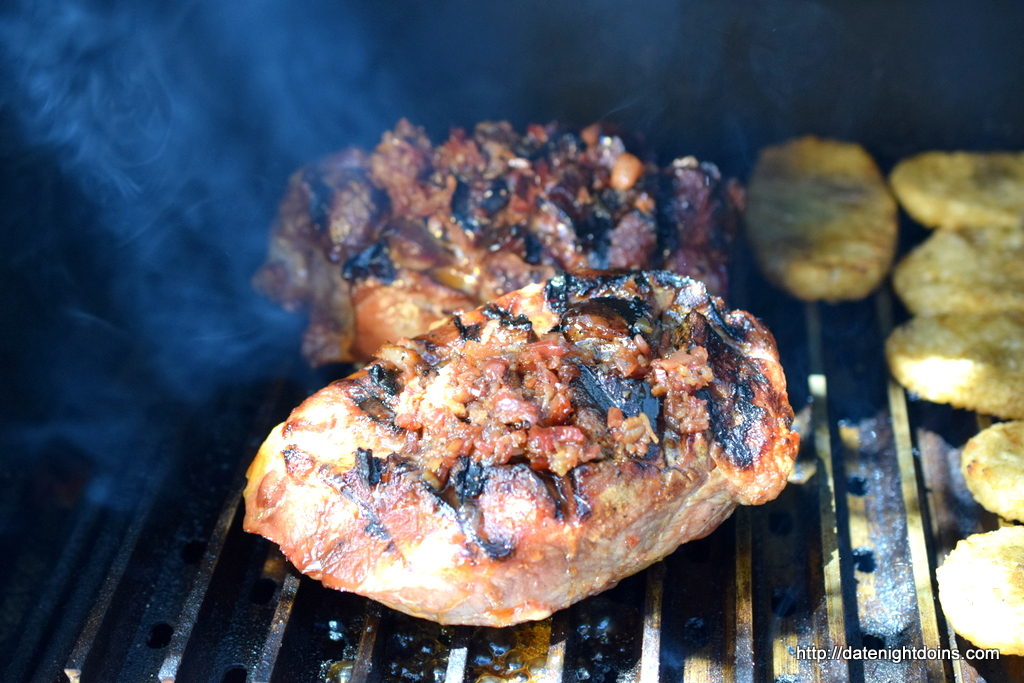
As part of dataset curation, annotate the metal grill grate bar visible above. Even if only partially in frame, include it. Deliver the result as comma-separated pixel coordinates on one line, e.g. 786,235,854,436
63,456,169,683
636,561,665,682
349,602,384,683
542,610,569,682
732,509,755,683
876,294,946,682
251,556,301,683
154,367,293,682
443,627,471,683
804,303,850,682
157,489,242,682
5,504,101,683
887,381,955,683
920,417,983,683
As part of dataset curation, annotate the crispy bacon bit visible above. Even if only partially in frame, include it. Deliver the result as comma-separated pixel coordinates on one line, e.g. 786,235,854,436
491,390,541,426
614,416,657,457
527,425,586,447
649,346,714,395
611,153,644,191
395,413,420,430
527,338,571,360
606,406,624,429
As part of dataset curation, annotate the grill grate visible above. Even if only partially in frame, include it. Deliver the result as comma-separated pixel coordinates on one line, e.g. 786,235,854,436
156,489,244,683
805,304,848,682
8,285,1020,682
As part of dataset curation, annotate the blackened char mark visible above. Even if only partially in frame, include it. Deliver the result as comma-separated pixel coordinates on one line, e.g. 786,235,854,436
573,364,660,430
362,518,390,540
544,271,653,314
522,231,542,265
538,191,578,242
357,395,394,424
569,296,652,337
702,300,750,345
468,523,514,560
454,458,488,504
655,171,680,256
575,203,613,269
368,363,400,396
355,447,383,486
451,180,481,234
342,241,397,283
303,168,334,233
481,303,533,331
569,468,592,520
648,269,690,290
588,296,647,328
532,469,568,522
503,315,533,331
544,273,573,314
697,385,767,470
480,178,510,214
694,321,770,470
282,447,315,478
317,463,391,541
475,537,514,559
450,458,515,560
348,384,401,433
415,338,445,368
453,315,482,342
481,303,507,319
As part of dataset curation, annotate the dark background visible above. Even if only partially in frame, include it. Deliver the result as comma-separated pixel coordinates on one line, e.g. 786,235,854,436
0,2,1023,672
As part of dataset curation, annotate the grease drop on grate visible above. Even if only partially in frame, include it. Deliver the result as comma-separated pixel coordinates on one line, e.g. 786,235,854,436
852,547,877,573
847,475,868,496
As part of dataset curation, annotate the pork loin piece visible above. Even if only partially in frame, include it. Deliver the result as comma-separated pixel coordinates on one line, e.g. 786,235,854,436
244,271,798,626
256,119,741,364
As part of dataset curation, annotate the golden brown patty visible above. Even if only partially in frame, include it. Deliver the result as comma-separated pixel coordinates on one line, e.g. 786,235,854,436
937,526,1024,655
745,136,897,302
885,312,1024,420
962,421,1024,522
890,151,1024,229
892,226,1024,315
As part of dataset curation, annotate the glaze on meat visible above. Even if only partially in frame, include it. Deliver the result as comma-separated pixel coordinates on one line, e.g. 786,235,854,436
255,120,740,364
243,271,798,626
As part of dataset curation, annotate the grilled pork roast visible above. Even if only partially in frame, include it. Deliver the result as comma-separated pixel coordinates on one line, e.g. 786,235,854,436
256,120,740,364
244,271,799,626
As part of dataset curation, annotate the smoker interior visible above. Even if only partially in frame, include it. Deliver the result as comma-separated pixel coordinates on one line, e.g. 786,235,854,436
4,2,1024,682
10,236,1024,683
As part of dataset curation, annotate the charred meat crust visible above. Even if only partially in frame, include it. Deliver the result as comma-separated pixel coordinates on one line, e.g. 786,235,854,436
244,271,797,625
255,120,739,365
